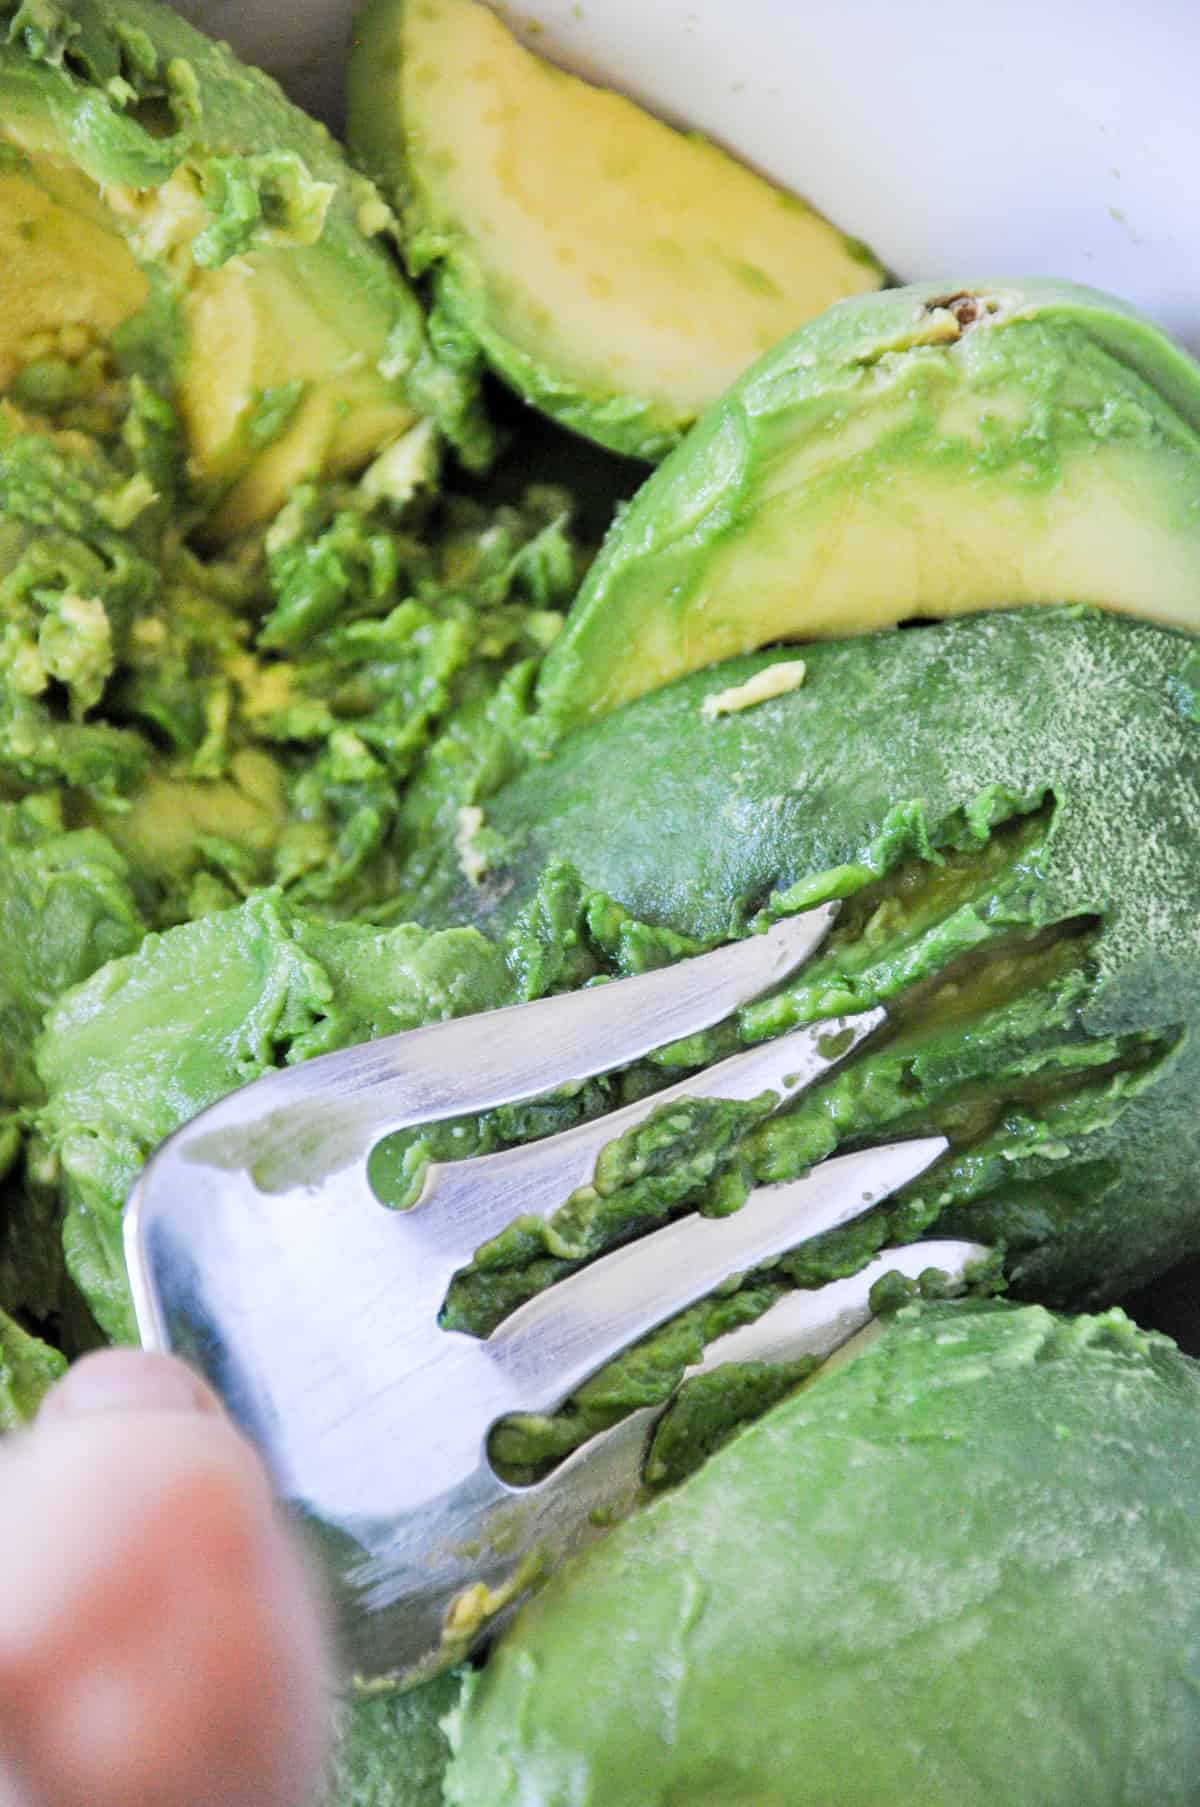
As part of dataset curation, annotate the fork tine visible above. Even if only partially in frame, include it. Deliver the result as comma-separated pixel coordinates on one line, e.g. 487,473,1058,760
498,1239,993,1544
681,1238,993,1377
489,1136,949,1410
182,902,839,1192
407,1006,885,1267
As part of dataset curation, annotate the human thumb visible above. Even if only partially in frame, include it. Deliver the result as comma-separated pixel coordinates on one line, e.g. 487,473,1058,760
0,1349,331,1807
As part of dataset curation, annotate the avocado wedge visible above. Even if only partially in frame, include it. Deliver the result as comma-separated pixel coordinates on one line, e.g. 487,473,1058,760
534,280,1200,732
0,0,487,537
347,0,884,462
447,1299,1200,1807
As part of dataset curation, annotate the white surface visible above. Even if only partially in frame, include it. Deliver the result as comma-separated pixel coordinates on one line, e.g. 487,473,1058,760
175,0,1200,352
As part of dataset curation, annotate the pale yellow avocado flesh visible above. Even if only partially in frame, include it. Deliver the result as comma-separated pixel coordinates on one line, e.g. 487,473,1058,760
559,429,1200,727
535,282,1200,730
655,434,1200,669
178,250,416,538
0,136,415,536
107,749,289,874
351,0,884,455
0,161,149,388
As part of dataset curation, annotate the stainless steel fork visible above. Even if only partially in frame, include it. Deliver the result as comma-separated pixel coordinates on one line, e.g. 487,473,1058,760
124,901,981,1685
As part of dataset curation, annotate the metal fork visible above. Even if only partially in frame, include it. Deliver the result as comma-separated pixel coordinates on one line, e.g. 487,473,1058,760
124,902,981,1685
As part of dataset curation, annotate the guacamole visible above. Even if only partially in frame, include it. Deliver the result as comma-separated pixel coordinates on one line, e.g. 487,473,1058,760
4,2,1200,1804
0,0,491,532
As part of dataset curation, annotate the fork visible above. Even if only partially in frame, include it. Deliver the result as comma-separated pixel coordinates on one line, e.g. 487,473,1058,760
123,901,983,1685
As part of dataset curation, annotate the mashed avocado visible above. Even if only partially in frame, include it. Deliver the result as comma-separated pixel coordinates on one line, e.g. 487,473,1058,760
4,6,1200,1805
33,609,1200,1495
0,351,588,1391
0,0,492,535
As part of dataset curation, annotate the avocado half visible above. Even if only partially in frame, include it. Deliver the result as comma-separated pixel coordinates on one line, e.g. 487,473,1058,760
446,1298,1200,1806
416,608,1200,1318
347,0,884,462
0,0,486,536
534,279,1200,732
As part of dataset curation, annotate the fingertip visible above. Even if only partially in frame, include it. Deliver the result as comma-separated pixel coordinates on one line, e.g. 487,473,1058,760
37,1350,222,1425
0,1401,331,1807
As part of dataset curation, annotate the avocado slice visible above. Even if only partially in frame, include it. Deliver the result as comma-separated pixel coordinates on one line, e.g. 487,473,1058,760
347,0,884,462
534,279,1200,732
446,1299,1200,1807
0,0,487,538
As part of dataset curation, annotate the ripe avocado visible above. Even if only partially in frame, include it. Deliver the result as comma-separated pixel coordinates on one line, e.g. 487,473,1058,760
347,0,884,462
534,279,1200,731
0,0,487,537
416,608,1200,1310
446,1300,1200,1807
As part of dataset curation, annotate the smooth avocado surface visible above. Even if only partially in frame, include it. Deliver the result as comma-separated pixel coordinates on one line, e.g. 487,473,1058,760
420,608,1200,1311
446,1298,1200,1806
0,0,487,536
535,278,1200,731
348,0,884,461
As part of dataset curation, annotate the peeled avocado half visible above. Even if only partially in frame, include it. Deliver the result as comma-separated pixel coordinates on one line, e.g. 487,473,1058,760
0,0,486,536
347,0,884,462
534,279,1200,731
446,1299,1200,1806
417,608,1200,1314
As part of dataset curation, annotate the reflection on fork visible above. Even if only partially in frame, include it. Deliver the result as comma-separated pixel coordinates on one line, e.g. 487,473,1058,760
125,902,985,1684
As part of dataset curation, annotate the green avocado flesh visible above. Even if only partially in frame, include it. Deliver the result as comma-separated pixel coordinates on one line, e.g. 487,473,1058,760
446,1299,1200,1807
0,343,589,1393
347,0,884,463
5,7,1200,1804
330,1671,461,1807
535,279,1200,731
27,611,1200,1460
380,608,1200,1486
0,0,490,536
0,378,572,1788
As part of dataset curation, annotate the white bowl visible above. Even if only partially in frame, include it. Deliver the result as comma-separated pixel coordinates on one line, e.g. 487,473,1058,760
174,0,1200,353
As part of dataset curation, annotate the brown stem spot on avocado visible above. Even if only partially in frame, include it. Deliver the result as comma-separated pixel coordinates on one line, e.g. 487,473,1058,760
925,290,1002,329
856,291,1006,362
